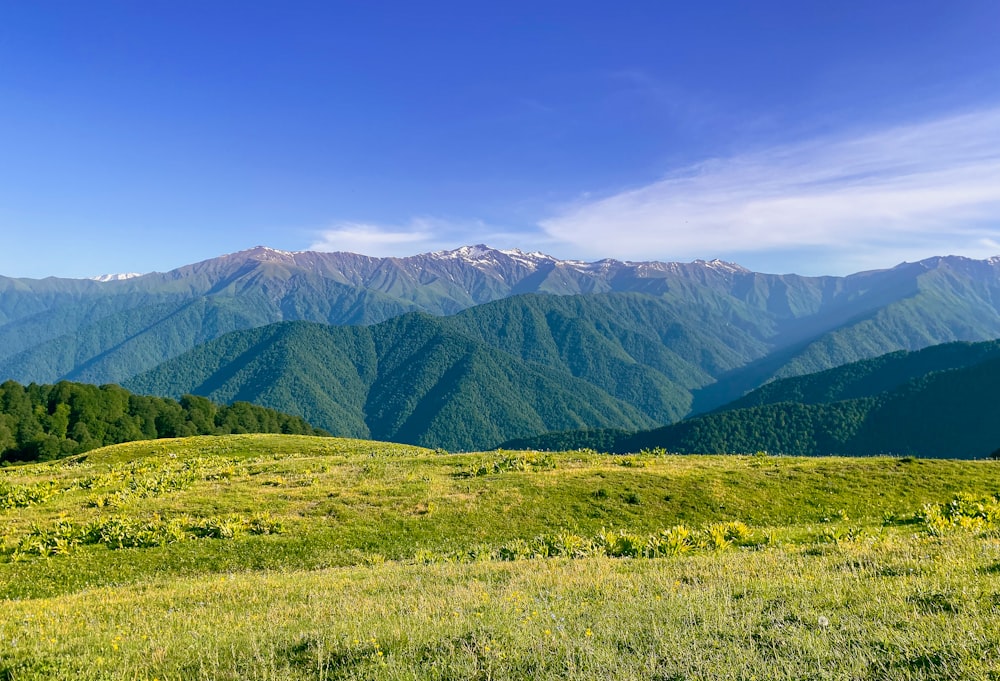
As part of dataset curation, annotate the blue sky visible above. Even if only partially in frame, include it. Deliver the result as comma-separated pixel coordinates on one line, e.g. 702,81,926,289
2,1,1000,278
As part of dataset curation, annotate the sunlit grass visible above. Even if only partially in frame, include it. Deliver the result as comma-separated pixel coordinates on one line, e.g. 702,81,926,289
3,534,999,680
2,435,1000,678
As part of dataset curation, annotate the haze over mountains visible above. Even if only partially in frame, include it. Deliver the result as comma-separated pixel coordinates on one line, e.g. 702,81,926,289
4,245,1000,450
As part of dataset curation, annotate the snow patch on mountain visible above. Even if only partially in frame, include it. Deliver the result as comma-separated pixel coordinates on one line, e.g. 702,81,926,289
89,272,143,282
698,259,749,273
244,246,302,260
223,245,306,262
425,244,752,278
432,245,497,261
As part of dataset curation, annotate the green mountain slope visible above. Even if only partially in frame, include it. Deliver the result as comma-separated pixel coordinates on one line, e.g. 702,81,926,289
440,293,771,422
125,311,663,450
506,339,1000,459
0,278,414,386
122,288,832,449
726,339,1000,409
686,257,1000,411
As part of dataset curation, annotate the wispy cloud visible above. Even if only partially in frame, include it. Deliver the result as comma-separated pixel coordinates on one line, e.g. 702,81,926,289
308,217,510,256
309,221,433,255
540,107,1000,273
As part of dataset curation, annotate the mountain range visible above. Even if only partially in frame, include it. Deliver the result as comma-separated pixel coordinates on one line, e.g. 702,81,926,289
5,245,1000,450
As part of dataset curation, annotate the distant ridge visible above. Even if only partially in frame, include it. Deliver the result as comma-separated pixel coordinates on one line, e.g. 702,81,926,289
4,245,1000,441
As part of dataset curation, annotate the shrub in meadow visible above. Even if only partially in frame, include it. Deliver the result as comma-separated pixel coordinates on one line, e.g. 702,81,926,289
550,531,594,558
87,515,189,549
919,492,1000,535
474,450,556,476
10,517,84,559
616,456,647,468
495,538,540,561
0,479,60,510
3,511,285,560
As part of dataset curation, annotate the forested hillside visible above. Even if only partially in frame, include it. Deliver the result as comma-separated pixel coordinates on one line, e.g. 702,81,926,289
124,312,663,451
0,380,324,463
504,340,1000,459
121,289,811,449
724,339,1000,409
122,285,1000,452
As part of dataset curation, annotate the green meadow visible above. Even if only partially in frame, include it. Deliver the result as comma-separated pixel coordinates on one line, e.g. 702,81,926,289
2,434,1000,679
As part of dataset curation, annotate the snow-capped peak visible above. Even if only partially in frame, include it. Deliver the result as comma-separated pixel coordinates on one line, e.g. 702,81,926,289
498,247,556,261
227,245,305,263
432,244,495,260
697,258,748,273
247,245,297,257
432,244,557,266
89,272,143,282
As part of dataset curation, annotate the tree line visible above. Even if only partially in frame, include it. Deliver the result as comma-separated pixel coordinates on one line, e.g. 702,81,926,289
0,380,325,464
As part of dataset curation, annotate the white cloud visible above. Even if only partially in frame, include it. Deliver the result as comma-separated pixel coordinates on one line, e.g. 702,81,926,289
308,217,523,257
540,107,1000,273
309,219,444,256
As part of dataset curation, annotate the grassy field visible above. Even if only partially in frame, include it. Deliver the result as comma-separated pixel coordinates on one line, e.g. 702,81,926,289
2,434,1000,679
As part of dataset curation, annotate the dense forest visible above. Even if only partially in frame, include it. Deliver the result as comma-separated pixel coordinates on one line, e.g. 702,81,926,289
722,339,1000,410
123,311,670,451
504,341,1000,459
0,380,325,464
